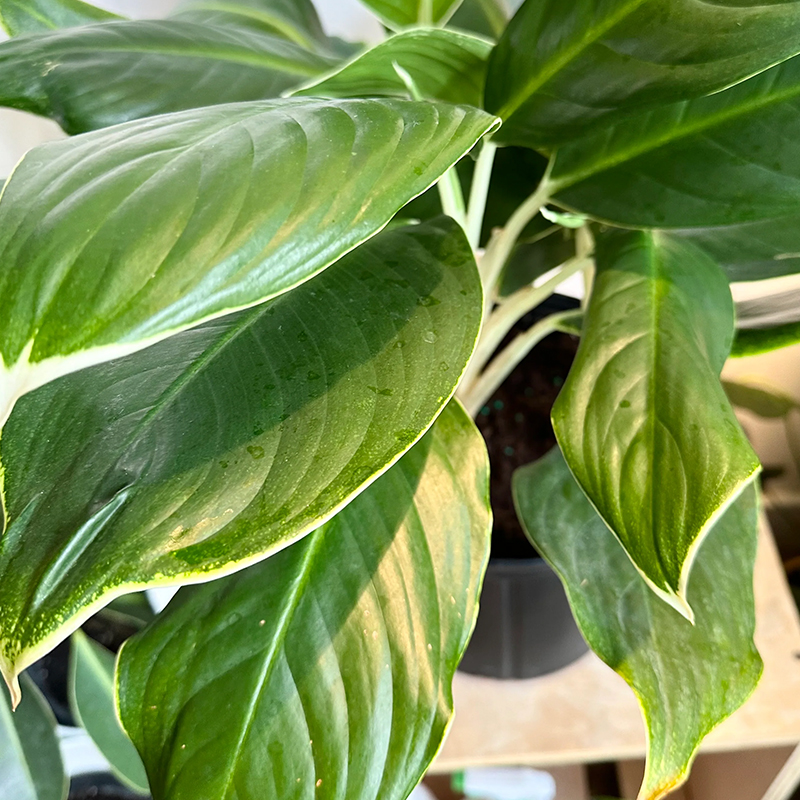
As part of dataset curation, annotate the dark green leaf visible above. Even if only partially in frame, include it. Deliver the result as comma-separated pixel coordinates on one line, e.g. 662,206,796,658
0,97,497,427
293,29,491,107
358,0,463,28
514,448,762,800
551,56,800,228
552,231,760,615
497,230,576,298
0,674,67,797
0,0,119,36
0,219,482,701
485,0,800,149
0,20,339,132
117,401,490,800
170,0,327,50
730,285,800,356
448,0,509,39
69,631,149,794
732,323,800,357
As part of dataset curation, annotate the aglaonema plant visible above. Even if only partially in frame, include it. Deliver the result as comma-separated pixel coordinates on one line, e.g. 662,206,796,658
0,0,799,798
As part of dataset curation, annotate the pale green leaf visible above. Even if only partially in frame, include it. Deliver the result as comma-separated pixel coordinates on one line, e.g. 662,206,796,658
486,0,800,149
0,20,339,133
0,674,67,798
0,97,497,427
358,0,464,29
0,218,482,698
68,631,149,794
550,56,800,227
723,380,797,418
0,0,119,36
293,29,491,107
551,231,760,615
117,401,491,800
514,448,762,800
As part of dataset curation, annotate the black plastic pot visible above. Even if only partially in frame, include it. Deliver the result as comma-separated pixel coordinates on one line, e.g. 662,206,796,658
69,773,149,800
459,558,588,679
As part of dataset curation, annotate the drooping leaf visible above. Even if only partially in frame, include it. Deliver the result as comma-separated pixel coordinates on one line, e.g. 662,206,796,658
485,0,800,149
0,20,340,132
358,0,463,29
0,674,67,800
0,0,119,36
0,218,483,700
551,230,760,616
723,379,797,418
550,56,800,228
117,400,490,800
513,447,762,800
69,631,149,794
293,29,491,107
170,0,327,50
0,97,497,427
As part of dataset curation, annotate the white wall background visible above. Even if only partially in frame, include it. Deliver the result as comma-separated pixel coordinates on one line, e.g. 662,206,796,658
0,0,383,177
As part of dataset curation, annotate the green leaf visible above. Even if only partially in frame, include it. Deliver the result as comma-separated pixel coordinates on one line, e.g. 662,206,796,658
358,0,463,29
0,218,482,701
0,0,119,36
723,379,797,418
0,20,340,132
550,56,800,228
551,231,760,616
0,674,67,798
485,0,800,149
170,0,328,50
117,400,490,800
497,230,576,298
68,631,149,794
732,322,800,357
448,0,509,39
513,447,762,800
0,97,497,427
730,286,800,356
672,219,800,283
292,29,491,107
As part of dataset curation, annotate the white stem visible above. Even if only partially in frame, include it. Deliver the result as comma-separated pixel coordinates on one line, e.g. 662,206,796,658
437,168,467,228
458,310,582,417
466,141,498,250
760,743,800,800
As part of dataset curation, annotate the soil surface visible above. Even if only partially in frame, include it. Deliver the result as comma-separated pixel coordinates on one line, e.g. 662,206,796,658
475,303,579,559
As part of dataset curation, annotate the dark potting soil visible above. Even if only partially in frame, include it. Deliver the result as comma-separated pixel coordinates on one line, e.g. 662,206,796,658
475,311,579,559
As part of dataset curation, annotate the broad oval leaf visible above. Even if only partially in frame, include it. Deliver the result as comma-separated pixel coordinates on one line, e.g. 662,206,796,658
69,631,149,794
0,674,67,800
0,218,482,699
170,0,328,50
358,0,463,29
513,447,762,800
485,0,800,149
293,29,491,107
550,56,800,228
117,400,491,800
0,0,119,35
551,231,760,615
0,97,497,427
0,20,339,133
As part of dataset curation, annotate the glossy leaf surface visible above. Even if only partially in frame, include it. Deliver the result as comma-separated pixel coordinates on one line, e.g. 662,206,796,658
294,29,491,107
0,674,67,800
358,0,463,28
0,0,118,35
0,97,496,425
69,631,149,794
514,448,762,800
552,231,760,614
0,20,339,132
449,0,509,38
551,56,800,228
0,219,482,699
485,0,800,149
117,401,490,800
171,0,327,49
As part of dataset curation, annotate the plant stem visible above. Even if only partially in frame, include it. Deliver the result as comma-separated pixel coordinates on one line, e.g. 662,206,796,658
479,159,554,291
466,141,497,250
472,254,592,374
458,309,583,417
438,168,467,228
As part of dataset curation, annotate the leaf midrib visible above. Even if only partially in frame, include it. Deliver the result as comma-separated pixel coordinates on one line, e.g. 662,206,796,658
553,67,800,189
495,0,651,122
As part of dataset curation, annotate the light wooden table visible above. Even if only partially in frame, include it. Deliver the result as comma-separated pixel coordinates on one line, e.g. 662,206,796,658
432,520,800,773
